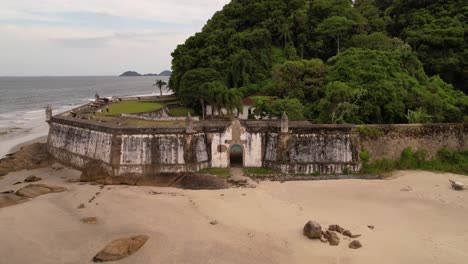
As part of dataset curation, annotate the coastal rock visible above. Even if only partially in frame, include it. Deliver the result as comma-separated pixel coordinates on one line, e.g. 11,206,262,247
324,231,340,246
349,240,362,249
0,192,28,208
0,143,54,176
303,221,323,239
24,175,42,182
449,180,464,191
93,235,149,262
16,184,66,198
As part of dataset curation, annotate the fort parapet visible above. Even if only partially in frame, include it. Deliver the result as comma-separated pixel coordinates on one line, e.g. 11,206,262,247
46,103,468,177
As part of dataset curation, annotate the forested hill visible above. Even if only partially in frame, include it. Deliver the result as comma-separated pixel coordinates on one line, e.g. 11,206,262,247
169,0,467,124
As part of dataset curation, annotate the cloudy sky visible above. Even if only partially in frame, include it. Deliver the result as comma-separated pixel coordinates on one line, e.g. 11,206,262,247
0,0,228,76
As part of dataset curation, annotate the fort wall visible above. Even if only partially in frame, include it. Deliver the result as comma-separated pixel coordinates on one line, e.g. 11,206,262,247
47,113,467,176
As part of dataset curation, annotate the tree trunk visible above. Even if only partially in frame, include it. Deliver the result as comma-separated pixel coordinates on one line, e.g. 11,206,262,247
159,86,163,97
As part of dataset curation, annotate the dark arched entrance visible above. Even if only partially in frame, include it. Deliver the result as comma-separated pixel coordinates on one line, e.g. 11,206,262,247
229,145,243,167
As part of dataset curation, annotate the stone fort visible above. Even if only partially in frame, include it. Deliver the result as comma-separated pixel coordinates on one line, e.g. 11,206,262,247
45,99,468,177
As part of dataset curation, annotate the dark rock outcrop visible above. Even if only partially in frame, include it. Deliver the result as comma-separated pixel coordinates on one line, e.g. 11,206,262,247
93,235,149,262
0,143,55,176
349,240,362,249
303,221,323,239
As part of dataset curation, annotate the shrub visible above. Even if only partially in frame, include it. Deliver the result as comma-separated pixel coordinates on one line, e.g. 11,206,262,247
357,126,384,139
359,149,370,163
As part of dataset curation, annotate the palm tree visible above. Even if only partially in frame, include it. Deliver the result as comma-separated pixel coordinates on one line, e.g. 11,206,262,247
153,79,167,97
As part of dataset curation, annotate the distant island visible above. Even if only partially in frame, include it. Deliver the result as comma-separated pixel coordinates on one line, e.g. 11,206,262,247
119,70,171,77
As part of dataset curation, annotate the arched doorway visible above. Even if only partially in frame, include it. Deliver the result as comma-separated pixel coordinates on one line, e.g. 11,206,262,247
229,145,243,167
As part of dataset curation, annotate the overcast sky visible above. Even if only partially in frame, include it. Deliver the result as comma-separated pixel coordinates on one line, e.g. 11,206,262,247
0,0,228,76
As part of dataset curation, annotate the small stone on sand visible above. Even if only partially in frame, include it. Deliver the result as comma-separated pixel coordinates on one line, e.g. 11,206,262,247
82,217,98,224
93,235,149,262
349,240,362,249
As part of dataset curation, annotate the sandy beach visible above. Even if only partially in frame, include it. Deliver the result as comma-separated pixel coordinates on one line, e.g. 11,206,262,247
1,165,467,264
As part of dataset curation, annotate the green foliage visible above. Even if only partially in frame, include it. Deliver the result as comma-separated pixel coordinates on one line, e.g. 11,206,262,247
361,147,468,175
357,126,384,139
243,167,277,176
359,149,370,163
250,96,274,119
405,108,432,123
267,98,305,120
169,0,467,122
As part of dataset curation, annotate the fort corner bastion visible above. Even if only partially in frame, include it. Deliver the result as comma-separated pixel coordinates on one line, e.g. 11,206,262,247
45,99,467,177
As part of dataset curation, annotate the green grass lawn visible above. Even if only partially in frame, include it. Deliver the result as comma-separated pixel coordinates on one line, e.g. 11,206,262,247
243,167,278,176
169,107,195,117
199,167,231,178
103,100,163,116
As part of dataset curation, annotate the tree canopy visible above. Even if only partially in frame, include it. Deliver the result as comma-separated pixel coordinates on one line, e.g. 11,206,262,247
169,0,467,124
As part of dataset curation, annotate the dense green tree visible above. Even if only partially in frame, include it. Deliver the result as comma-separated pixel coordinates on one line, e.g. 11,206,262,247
169,0,467,123
316,16,357,54
179,68,222,111
267,98,305,120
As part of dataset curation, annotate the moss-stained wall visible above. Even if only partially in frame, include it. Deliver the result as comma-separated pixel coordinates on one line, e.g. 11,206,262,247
47,114,467,176
359,124,467,161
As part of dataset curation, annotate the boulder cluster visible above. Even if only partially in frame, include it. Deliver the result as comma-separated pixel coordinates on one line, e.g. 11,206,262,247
303,221,363,249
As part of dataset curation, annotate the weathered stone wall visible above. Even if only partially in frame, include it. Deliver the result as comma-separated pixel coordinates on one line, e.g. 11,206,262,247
47,112,467,176
359,124,467,161
48,122,113,168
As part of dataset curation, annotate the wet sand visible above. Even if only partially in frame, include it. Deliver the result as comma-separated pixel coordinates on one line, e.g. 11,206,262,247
0,166,467,264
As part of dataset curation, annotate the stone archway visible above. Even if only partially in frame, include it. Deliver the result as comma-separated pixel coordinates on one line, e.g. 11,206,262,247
229,144,243,167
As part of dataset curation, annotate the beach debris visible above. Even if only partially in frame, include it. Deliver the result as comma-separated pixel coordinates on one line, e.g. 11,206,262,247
210,220,218,225
400,186,413,192
449,180,464,191
89,196,96,203
82,217,98,224
24,175,42,182
13,181,22,185
324,231,340,246
303,221,323,239
93,235,149,262
15,184,66,198
1,190,14,194
77,203,85,209
368,225,375,230
349,240,362,249
242,193,246,196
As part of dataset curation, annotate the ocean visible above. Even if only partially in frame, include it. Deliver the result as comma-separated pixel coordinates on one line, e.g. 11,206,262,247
0,76,170,156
